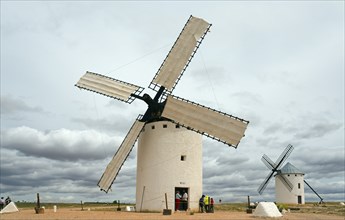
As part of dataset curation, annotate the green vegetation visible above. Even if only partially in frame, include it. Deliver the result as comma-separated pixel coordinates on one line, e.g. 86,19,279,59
285,202,345,217
276,203,288,212
214,203,247,212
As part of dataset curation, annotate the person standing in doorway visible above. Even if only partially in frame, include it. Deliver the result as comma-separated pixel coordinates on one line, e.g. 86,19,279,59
175,191,181,211
182,191,188,211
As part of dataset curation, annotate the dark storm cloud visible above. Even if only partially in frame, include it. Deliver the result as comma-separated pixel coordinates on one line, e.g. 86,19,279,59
294,122,343,139
215,154,250,166
71,116,133,135
201,138,273,201
294,145,345,179
1,126,119,161
202,134,344,202
111,167,137,188
0,148,114,202
0,124,138,202
303,179,345,202
260,118,342,147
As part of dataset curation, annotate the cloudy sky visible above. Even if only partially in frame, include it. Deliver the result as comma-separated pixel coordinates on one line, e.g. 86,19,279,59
1,1,344,204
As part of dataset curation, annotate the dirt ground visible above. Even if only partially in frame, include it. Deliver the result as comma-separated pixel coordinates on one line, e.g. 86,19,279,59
1,207,344,220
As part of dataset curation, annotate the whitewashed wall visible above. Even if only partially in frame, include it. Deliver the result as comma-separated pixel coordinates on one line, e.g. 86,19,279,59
136,121,202,212
275,174,305,204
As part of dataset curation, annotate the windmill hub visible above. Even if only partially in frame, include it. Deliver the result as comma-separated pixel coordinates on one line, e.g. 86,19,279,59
132,92,167,122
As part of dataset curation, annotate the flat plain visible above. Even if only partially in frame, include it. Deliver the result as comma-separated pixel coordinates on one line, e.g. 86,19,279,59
1,202,344,220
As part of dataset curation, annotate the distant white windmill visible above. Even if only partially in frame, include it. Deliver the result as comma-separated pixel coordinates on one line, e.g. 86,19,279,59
75,15,249,211
258,144,324,204
275,162,305,204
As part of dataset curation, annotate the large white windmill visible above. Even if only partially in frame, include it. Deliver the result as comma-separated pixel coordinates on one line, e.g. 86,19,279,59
75,16,249,212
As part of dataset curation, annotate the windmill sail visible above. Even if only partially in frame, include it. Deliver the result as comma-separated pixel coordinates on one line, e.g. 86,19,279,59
149,16,211,94
261,154,276,169
98,117,145,192
162,95,249,147
258,170,276,195
275,144,294,169
76,71,144,103
257,144,294,195
276,174,293,191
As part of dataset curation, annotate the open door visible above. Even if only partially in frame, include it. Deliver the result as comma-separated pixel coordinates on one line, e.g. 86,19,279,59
175,187,189,211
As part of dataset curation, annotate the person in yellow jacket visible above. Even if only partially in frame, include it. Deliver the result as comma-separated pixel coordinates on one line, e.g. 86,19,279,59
204,195,210,213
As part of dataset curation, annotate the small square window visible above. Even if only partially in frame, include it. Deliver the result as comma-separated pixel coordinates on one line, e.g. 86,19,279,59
181,155,186,161
175,124,180,128
151,125,155,129
163,124,167,128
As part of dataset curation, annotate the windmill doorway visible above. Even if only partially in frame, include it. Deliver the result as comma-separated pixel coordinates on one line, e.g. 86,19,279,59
175,187,189,211
297,195,302,204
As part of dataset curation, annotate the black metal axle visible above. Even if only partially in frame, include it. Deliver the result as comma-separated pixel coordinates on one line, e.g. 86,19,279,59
130,86,167,122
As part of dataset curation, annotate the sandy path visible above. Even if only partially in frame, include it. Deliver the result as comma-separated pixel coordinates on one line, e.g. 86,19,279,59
0,208,344,220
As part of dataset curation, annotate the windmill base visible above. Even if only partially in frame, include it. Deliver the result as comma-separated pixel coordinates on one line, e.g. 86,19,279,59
34,207,44,214
246,208,253,214
163,209,172,215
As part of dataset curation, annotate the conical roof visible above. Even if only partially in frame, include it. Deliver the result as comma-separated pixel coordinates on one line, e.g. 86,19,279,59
280,162,304,174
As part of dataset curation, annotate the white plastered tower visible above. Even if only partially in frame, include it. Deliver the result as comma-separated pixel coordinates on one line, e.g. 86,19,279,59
136,120,202,212
275,162,305,204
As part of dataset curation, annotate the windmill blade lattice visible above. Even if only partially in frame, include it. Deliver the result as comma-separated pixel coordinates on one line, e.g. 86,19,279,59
162,95,249,147
276,173,294,192
258,169,276,195
275,144,294,169
76,71,144,103
98,116,145,192
261,154,276,170
149,15,211,99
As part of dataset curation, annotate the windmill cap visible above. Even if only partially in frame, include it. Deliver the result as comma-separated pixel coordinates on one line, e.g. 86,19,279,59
280,162,304,174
